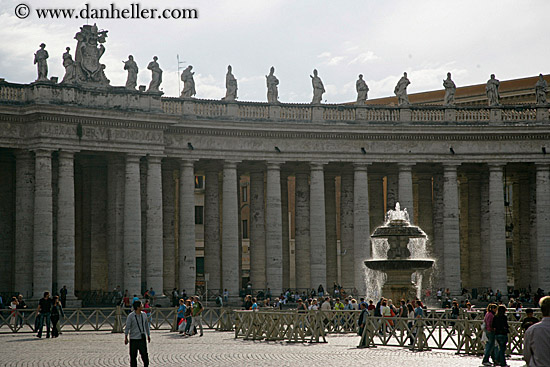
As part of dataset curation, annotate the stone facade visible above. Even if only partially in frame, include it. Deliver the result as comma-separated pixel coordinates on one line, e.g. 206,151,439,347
1,80,550,300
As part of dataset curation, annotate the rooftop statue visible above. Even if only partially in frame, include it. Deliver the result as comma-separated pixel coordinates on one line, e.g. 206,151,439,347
222,65,238,101
310,69,325,104
180,65,196,98
535,73,548,105
486,74,500,106
443,72,456,106
61,47,76,84
266,66,279,103
123,55,138,90
74,24,110,86
356,74,369,104
34,43,49,82
394,72,410,106
147,56,163,93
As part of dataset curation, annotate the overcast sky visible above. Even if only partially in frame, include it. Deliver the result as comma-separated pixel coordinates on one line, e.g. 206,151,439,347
1,0,548,103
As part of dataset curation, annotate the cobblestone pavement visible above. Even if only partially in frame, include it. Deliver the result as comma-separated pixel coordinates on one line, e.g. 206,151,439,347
0,330,527,367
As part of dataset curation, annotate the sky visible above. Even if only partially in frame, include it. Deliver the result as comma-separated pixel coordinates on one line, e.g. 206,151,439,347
0,0,549,103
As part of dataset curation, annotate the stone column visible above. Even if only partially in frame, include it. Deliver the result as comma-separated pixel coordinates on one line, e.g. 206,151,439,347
33,149,53,299
467,174,482,288
204,169,221,291
516,174,532,289
368,173,385,231
222,161,240,299
249,171,266,291
398,163,415,223
266,162,283,295
178,160,196,295
281,173,290,290
161,163,176,291
324,173,338,288
124,155,142,296
353,164,370,296
309,162,327,290
432,172,445,287
535,164,550,291
107,156,125,291
145,156,164,294
488,163,507,293
56,151,76,299
442,163,461,296
295,172,311,291
416,174,434,253
14,150,34,297
386,172,398,212
340,170,354,290
529,170,538,286
480,170,491,286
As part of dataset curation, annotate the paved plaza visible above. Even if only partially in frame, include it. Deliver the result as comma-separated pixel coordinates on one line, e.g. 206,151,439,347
0,330,527,367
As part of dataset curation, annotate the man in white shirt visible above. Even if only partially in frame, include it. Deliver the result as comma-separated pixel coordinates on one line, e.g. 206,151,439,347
125,301,151,367
524,296,550,366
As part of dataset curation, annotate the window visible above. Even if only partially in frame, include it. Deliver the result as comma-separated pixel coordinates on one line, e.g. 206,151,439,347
242,219,249,239
195,175,204,189
195,206,204,224
241,186,248,202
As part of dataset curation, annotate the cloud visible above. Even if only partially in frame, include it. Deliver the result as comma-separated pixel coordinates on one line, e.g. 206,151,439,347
348,51,379,65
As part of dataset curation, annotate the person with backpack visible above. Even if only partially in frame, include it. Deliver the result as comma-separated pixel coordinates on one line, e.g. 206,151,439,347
190,296,203,337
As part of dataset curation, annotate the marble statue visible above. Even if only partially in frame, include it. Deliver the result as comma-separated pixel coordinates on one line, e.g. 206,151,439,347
394,72,410,106
356,74,369,104
443,72,456,106
222,65,238,101
34,43,49,82
310,69,325,104
123,55,138,90
535,74,548,105
61,47,76,84
74,24,110,86
486,74,500,106
266,66,279,103
180,65,196,98
147,56,163,92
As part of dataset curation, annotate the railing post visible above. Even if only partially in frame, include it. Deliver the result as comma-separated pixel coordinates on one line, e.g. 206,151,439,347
355,106,367,121
269,104,281,120
489,108,502,124
445,108,457,122
312,106,324,122
536,106,549,122
182,99,196,117
112,306,123,333
226,101,238,118
400,108,412,123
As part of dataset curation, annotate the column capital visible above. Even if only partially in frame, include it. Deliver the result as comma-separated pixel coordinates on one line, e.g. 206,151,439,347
178,159,197,169
33,149,53,158
125,154,142,164
397,162,416,169
57,150,76,160
223,160,241,169
147,155,164,164
310,161,327,170
535,162,550,171
442,162,461,170
266,160,284,170
487,162,506,171
353,162,371,171
15,149,33,160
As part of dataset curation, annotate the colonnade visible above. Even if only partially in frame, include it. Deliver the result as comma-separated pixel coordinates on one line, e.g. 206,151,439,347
3,149,550,300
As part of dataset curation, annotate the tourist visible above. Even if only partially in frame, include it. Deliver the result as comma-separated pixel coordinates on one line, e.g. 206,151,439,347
492,305,510,367
318,284,324,297
176,299,186,334
191,296,204,337
148,288,156,304
59,285,68,308
321,297,331,311
50,295,64,338
367,299,375,315
482,304,498,366
243,295,252,310
334,298,344,311
521,308,539,331
172,288,179,307
296,299,307,312
36,291,52,338
407,303,415,345
9,296,18,327
223,289,229,304
123,290,130,308
357,302,368,337
450,301,460,334
143,299,152,322
251,297,259,311
16,295,27,327
309,298,319,310
184,299,193,335
124,300,150,367
523,296,550,366
398,300,407,318
350,299,359,310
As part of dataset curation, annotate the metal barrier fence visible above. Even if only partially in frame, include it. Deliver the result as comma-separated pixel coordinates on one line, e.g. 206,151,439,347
234,309,539,355
0,307,235,334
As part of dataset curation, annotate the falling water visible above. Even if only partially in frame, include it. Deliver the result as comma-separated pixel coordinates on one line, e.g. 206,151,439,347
365,238,390,299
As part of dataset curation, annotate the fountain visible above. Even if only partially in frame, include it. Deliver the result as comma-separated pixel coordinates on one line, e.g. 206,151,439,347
365,203,434,302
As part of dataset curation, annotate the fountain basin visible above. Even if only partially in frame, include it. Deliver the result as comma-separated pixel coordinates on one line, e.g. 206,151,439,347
364,259,434,271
